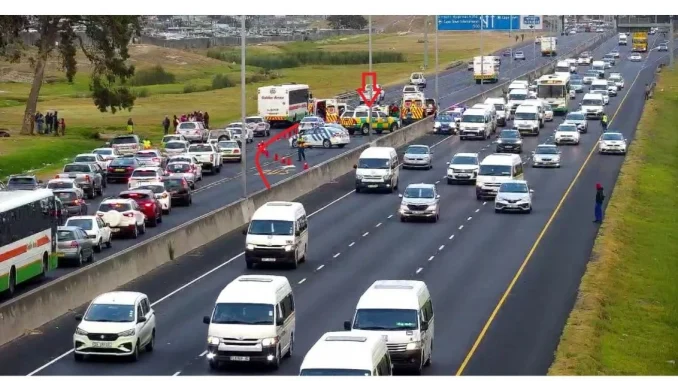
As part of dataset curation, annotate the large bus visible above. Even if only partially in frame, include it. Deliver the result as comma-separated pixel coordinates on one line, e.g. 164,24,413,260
0,189,58,297
257,84,310,128
536,74,570,115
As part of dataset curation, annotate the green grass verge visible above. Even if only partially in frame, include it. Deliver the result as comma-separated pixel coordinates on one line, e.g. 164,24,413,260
548,67,678,375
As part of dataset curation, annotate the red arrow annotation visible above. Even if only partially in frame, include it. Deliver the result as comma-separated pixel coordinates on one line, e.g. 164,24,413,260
255,122,300,190
356,72,382,108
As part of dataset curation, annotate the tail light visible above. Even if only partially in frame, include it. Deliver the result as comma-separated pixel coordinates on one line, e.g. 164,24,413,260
108,167,114,172
85,175,90,181
233,149,240,154
122,212,134,217
70,241,79,248
126,167,133,171
54,175,59,179
74,199,82,205
152,158,160,162
143,202,153,207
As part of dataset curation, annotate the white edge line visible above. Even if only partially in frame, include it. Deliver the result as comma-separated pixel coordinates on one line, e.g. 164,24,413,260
362,232,369,237
376,222,382,227
438,245,445,251
416,267,423,274
173,372,181,376
298,278,306,284
467,216,472,221
449,234,455,240
333,253,341,258
459,225,464,230
428,256,435,261
199,350,207,357
316,265,324,271
349,242,355,247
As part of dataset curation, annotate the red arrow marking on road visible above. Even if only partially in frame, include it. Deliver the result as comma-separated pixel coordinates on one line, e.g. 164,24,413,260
357,72,382,107
255,122,300,190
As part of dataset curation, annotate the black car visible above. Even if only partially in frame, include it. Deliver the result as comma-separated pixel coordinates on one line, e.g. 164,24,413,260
6,175,41,190
162,175,192,206
53,189,88,217
433,115,456,135
106,157,142,183
495,129,523,153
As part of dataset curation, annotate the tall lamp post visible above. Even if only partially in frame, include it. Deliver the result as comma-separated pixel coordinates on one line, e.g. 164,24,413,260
367,15,373,139
240,15,247,199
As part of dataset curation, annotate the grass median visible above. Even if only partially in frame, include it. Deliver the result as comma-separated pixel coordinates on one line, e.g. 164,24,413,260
0,31,514,179
549,67,678,375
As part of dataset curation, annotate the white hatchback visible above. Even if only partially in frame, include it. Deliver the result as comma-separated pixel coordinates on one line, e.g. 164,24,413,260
65,215,113,252
554,123,581,145
132,182,172,214
73,291,156,361
494,180,533,213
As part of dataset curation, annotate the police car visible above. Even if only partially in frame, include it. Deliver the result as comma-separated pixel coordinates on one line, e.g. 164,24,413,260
289,124,350,149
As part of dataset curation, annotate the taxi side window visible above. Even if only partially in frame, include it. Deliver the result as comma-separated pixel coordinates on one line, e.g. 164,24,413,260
513,162,524,177
296,215,308,233
280,293,295,320
376,354,392,375
136,304,144,321
422,299,434,321
140,298,150,316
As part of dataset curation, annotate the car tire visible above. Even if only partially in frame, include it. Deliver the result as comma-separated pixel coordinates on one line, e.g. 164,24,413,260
322,140,331,148
361,124,370,135
129,341,140,362
86,190,94,200
216,165,221,174
140,222,147,234
131,224,139,239
146,330,155,352
495,209,501,214
94,239,102,253
76,251,83,267
148,216,158,227
285,334,294,358
246,260,254,269
157,212,163,224
106,237,112,248
447,178,454,185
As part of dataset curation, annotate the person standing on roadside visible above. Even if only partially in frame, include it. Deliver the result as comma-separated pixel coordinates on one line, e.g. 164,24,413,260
594,183,605,223
59,118,66,136
172,114,179,132
127,118,135,134
601,113,608,132
35,112,42,134
45,112,53,134
52,111,59,135
203,111,210,129
644,83,651,100
297,133,306,162
162,115,170,135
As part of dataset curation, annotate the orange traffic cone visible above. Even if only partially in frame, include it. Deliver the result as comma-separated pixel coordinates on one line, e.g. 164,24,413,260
303,162,309,170
274,153,279,161
286,157,292,165
263,147,269,157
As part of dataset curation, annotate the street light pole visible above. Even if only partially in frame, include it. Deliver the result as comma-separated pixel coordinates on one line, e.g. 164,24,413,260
367,15,372,139
435,15,439,105
480,18,484,89
240,15,247,199
424,16,429,70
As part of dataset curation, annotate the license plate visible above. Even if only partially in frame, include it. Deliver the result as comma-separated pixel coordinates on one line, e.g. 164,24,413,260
57,253,65,257
457,174,470,178
115,169,125,172
368,185,378,188
230,356,249,362
261,258,276,262
92,341,112,348
111,228,120,232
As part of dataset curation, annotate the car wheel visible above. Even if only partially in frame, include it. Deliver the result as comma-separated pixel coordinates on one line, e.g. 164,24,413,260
106,236,112,248
158,212,163,224
140,222,147,234
86,190,94,200
131,224,139,239
216,165,221,174
284,334,294,358
129,340,140,362
148,215,158,227
146,330,155,352
76,251,83,267
447,178,454,185
361,124,370,135
322,140,331,148
94,239,102,253
246,260,254,269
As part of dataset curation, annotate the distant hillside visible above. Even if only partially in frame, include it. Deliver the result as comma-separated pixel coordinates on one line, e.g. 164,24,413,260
370,16,433,34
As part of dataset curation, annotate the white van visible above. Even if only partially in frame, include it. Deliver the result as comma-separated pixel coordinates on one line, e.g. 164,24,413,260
484,97,509,126
345,280,434,374
470,103,497,133
507,88,529,115
580,93,605,119
508,80,529,91
244,201,308,269
354,147,400,193
592,60,605,72
520,99,545,127
459,108,493,140
299,332,392,376
513,105,541,136
204,275,295,370
475,153,524,200
590,79,609,92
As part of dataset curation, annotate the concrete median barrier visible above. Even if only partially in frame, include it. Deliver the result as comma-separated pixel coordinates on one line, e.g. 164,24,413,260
0,32,613,348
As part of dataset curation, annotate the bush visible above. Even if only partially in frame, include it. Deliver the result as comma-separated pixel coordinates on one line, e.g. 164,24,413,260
130,65,176,86
132,88,150,98
206,50,405,70
211,74,235,90
183,84,211,94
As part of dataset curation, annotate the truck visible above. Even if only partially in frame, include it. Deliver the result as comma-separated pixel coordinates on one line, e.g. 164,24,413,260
473,56,499,84
618,33,628,45
540,37,557,56
632,32,648,52
257,84,310,129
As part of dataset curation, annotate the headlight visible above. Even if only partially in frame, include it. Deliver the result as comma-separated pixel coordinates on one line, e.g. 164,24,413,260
476,182,484,187
496,139,503,144
383,174,392,180
426,205,437,211
284,245,293,252
356,175,363,180
261,337,279,347
119,328,136,337
246,244,254,250
207,336,220,345
434,122,441,127
75,327,88,336
517,139,523,144
406,342,421,351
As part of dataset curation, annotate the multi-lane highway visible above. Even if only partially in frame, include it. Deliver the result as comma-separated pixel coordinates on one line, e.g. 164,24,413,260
0,32,669,376
2,32,597,300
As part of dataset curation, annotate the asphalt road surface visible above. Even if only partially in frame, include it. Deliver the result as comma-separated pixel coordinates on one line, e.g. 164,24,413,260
0,33,669,376
1,32,598,301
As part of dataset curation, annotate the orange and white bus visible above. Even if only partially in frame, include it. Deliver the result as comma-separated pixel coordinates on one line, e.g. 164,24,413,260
0,189,59,297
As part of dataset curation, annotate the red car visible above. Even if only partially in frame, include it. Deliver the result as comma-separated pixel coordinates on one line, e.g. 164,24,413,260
118,189,163,227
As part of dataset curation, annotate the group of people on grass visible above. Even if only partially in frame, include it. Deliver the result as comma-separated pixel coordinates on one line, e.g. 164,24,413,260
34,110,66,135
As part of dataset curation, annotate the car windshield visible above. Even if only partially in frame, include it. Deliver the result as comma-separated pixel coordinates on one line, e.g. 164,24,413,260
582,98,602,106
74,156,96,162
603,133,624,141
248,220,294,236
228,128,243,135
515,112,537,120
404,187,434,198
218,141,239,148
508,93,526,101
558,125,577,132
162,136,181,143
211,303,274,325
111,136,137,145
188,145,213,153
499,130,520,139
178,123,197,130
57,230,76,241
136,185,165,194
93,149,113,155
84,303,135,323
110,158,136,166
479,164,512,176
245,117,263,123
63,164,91,173
451,156,477,165
566,113,585,121
352,308,418,330
99,202,132,212
132,170,158,178
536,146,559,154
163,178,186,190
499,182,529,193
8,177,36,185
436,115,453,122
406,146,429,155
167,163,191,173
491,103,505,110
136,151,158,158
586,71,599,77
592,91,607,96
300,369,371,376
165,142,187,149
461,114,485,123
54,191,77,201
66,219,93,230
571,79,583,85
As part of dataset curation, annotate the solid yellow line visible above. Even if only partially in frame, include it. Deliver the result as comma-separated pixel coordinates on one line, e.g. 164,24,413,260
454,57,649,376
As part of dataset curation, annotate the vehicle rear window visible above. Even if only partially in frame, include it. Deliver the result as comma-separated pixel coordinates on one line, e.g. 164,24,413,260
218,141,239,149
165,142,187,149
63,164,91,173
167,163,191,172
111,158,136,166
99,203,132,212
163,178,185,190
93,149,113,155
8,177,36,185
66,219,93,230
54,191,78,201
245,117,262,123
74,156,96,162
111,136,137,145
49,182,73,190
57,230,76,241
131,170,158,177
120,192,152,201
136,151,158,158
178,123,197,130
188,145,213,153
136,185,165,194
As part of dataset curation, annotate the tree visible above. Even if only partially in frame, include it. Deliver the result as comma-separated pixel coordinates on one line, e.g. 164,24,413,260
0,16,141,135
327,16,368,30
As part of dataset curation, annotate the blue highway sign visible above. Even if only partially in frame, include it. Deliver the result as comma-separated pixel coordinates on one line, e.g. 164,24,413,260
438,15,542,31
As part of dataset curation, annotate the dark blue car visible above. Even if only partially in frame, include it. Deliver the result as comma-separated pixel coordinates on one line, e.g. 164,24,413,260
433,115,456,135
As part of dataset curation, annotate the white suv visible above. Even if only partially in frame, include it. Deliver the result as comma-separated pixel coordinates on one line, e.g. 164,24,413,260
409,72,426,88
128,166,165,190
96,198,147,238
176,121,208,143
446,152,479,184
188,143,222,175
73,291,156,362
494,180,533,214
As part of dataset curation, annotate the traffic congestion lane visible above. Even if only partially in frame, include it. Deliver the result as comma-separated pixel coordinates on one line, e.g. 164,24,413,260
457,47,667,376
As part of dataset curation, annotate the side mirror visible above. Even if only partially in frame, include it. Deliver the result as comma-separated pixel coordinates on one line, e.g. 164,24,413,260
446,162,450,165
436,194,441,199
343,320,352,331
75,314,83,321
276,317,284,326
203,316,211,324
137,316,147,323
242,227,248,235
353,164,358,169
398,194,403,198
420,320,429,331
530,189,535,194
